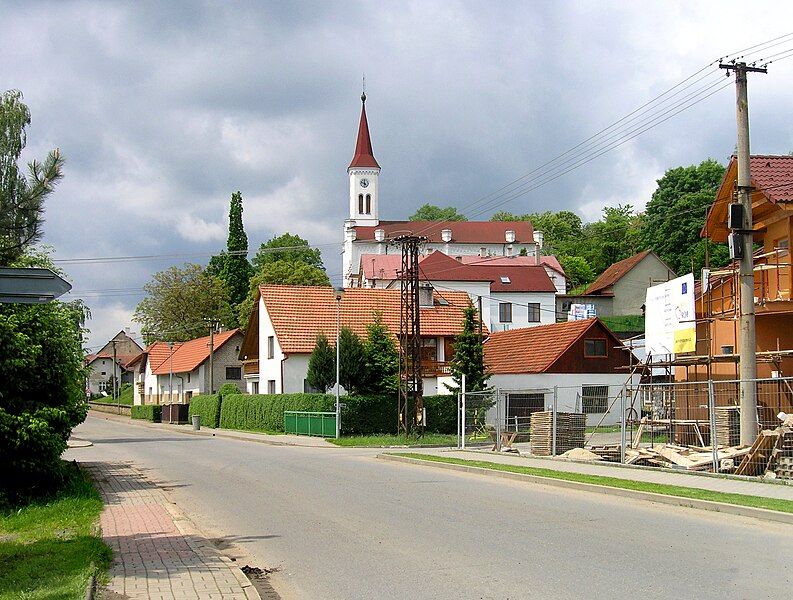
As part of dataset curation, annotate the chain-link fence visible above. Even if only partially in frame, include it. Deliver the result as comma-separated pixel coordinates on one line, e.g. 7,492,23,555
454,377,793,477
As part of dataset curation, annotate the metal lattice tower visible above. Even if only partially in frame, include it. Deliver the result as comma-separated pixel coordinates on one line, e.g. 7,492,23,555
394,235,426,435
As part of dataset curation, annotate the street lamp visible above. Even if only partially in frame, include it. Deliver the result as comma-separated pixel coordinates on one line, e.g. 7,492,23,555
168,341,174,425
335,287,344,439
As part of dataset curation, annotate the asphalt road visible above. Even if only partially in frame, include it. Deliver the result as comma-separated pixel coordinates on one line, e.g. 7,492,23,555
66,415,793,600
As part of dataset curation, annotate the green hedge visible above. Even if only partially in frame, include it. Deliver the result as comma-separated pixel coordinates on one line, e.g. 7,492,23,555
217,393,461,435
188,394,221,428
131,405,162,422
220,394,335,433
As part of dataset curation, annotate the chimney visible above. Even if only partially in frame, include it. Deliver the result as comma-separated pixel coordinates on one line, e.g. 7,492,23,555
418,283,434,307
374,228,385,242
441,229,452,243
479,246,488,258
505,230,516,243
533,230,544,249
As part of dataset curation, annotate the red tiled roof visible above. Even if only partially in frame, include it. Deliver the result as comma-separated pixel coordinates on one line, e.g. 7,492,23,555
348,96,380,169
484,319,597,373
459,255,566,276
151,330,240,375
147,341,179,373
584,251,653,295
747,155,793,204
353,220,535,244
258,285,476,354
704,155,793,242
360,254,402,280
418,251,556,292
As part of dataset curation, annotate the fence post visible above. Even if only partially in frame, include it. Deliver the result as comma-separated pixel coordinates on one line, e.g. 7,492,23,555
461,374,466,450
457,392,461,449
708,379,719,473
552,386,558,457
496,389,502,452
620,386,626,464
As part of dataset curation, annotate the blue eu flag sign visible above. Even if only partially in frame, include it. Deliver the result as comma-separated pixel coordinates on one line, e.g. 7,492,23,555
682,282,688,294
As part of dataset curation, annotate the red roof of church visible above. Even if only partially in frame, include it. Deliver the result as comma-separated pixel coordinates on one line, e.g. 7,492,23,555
349,95,380,170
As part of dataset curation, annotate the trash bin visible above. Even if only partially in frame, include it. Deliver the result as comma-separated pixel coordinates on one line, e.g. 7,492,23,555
192,414,201,431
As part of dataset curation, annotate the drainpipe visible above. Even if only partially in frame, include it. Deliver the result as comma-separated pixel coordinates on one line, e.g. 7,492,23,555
280,355,287,394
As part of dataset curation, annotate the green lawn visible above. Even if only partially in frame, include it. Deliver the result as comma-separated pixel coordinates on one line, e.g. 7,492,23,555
585,425,621,433
601,314,645,333
329,433,460,447
0,463,111,599
90,382,134,406
391,453,793,514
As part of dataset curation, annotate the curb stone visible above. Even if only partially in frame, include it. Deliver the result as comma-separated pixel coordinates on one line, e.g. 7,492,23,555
378,453,793,526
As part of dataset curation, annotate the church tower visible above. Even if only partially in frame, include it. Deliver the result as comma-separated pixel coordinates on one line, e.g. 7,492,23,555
347,91,380,226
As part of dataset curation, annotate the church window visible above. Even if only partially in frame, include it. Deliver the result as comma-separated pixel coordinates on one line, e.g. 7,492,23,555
358,194,364,213
365,194,371,214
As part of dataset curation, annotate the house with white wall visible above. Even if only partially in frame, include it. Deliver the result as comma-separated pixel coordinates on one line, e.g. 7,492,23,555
85,329,144,396
239,284,478,396
358,250,558,332
484,318,638,425
131,329,245,405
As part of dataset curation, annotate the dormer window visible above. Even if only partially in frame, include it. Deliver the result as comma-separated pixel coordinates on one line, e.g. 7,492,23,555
500,276,511,284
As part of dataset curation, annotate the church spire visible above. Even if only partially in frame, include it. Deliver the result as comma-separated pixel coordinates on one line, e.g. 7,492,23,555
348,89,380,170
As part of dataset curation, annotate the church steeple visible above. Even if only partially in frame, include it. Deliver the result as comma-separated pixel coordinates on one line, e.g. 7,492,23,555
348,92,380,170
347,89,380,227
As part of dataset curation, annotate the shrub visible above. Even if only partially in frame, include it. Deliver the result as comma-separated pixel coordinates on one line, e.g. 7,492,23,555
131,405,162,422
220,393,334,433
217,383,241,400
188,394,221,428
340,395,397,435
424,395,458,434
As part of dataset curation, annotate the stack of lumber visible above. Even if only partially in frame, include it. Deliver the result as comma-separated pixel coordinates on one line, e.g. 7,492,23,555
530,411,586,456
589,443,750,471
714,406,740,447
736,414,793,477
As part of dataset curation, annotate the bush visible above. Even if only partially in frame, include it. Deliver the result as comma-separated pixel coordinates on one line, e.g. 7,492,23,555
131,405,162,422
188,394,221,428
220,393,334,433
1,296,89,506
217,383,241,400
423,395,457,434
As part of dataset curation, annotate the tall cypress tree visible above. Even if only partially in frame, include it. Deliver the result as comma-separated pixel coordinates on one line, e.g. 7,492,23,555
447,306,490,393
218,191,253,316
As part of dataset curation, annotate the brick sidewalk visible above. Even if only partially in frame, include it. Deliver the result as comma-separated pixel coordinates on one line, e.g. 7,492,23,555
85,461,258,600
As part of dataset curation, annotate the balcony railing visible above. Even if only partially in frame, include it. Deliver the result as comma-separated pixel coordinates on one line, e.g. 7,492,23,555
420,360,452,377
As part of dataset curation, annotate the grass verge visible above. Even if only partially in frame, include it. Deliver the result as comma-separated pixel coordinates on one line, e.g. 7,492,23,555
329,433,460,447
390,453,793,514
0,462,111,599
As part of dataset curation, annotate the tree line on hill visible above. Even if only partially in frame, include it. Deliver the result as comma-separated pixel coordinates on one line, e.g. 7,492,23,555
412,159,730,290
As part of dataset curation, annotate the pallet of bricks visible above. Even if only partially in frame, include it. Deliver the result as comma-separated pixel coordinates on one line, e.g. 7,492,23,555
530,411,586,456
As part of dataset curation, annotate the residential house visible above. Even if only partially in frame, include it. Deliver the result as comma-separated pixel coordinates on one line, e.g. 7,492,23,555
239,284,480,396
130,329,245,405
358,250,558,331
557,250,676,319
85,330,144,396
341,92,545,286
484,318,638,425
687,154,793,382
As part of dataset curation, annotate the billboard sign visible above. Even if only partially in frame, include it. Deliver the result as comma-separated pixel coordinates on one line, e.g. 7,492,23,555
645,273,696,356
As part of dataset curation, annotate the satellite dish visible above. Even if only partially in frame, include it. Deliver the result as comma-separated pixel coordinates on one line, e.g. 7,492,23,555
0,267,72,304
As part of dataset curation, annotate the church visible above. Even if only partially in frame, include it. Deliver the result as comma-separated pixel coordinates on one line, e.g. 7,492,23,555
341,93,553,290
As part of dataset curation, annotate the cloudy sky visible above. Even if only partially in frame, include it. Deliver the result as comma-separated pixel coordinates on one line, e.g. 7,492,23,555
2,1,792,349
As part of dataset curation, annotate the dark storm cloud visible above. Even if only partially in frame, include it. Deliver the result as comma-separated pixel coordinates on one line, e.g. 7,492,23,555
1,0,791,346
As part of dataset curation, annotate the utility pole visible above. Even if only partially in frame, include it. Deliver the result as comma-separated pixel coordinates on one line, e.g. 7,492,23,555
111,340,119,414
208,322,215,395
719,60,766,445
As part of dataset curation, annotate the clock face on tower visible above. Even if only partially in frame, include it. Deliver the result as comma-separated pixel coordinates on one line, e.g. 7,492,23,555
360,178,370,188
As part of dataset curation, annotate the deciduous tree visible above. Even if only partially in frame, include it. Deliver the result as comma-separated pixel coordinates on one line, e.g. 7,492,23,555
409,204,467,221
447,306,490,393
252,232,324,271
134,264,234,343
